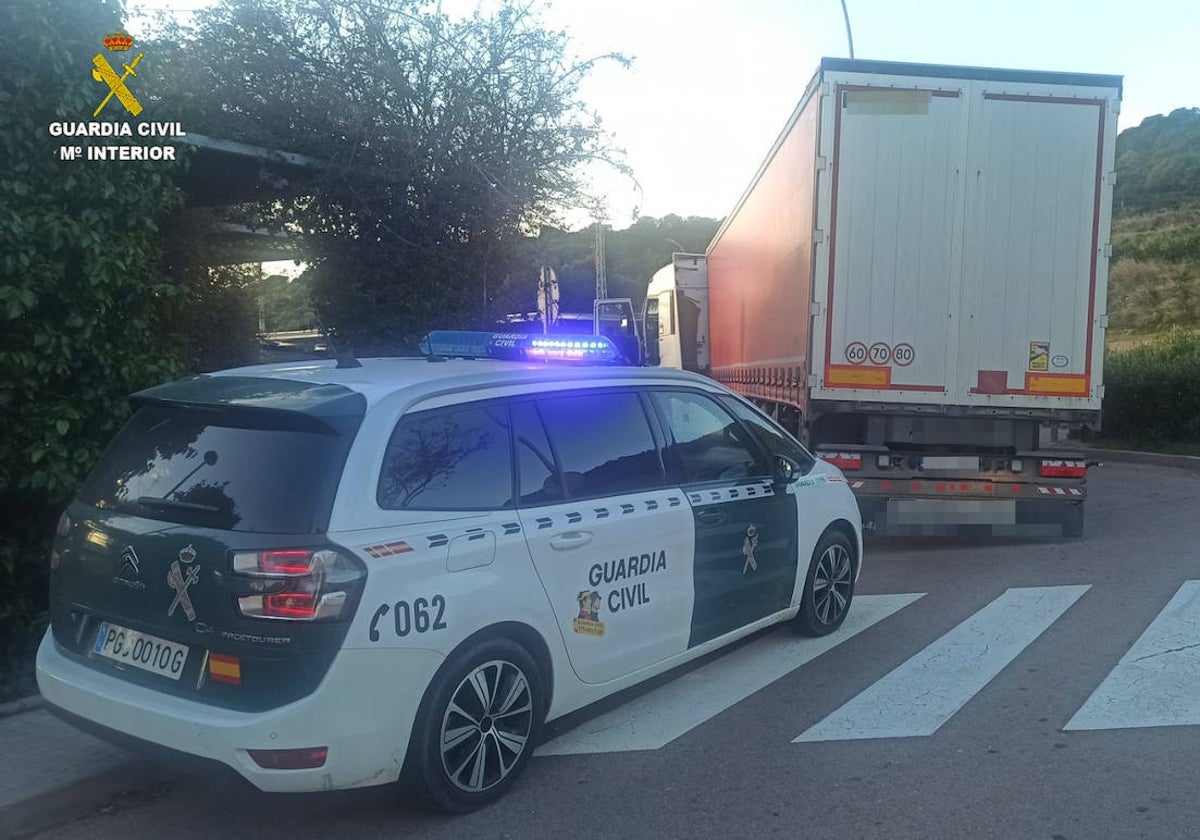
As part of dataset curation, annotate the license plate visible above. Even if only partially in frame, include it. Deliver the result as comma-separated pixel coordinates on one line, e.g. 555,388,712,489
920,456,981,471
93,621,189,680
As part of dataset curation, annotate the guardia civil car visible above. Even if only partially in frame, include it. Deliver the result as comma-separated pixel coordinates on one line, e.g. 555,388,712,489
37,331,862,812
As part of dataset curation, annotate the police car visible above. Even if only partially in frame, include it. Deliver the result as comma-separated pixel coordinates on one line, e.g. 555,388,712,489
37,331,862,812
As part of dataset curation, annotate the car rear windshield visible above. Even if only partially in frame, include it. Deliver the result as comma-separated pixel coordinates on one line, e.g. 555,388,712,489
78,406,356,534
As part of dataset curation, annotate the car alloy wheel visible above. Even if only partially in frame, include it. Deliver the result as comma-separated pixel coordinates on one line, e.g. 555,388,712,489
812,542,853,626
439,659,534,794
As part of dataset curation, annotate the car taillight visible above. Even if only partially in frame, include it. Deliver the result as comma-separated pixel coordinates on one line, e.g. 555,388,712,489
1040,459,1086,478
821,452,862,470
232,548,362,621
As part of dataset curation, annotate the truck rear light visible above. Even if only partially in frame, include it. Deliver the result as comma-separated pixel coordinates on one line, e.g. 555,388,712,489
247,747,328,770
821,452,862,470
232,548,363,622
1040,459,1086,478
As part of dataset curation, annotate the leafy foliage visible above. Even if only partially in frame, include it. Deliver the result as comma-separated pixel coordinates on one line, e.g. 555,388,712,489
1107,110,1200,334
1115,109,1200,215
259,272,317,333
488,214,721,319
150,0,630,354
0,0,186,698
1102,330,1200,444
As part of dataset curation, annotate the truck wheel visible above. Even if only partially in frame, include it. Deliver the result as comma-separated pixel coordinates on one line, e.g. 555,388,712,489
1062,503,1085,538
404,637,544,813
795,530,855,636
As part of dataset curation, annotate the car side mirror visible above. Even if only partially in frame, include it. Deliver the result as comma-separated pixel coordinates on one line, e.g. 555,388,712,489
773,455,798,486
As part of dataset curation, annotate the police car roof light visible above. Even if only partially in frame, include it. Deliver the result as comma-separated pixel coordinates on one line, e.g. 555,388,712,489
419,330,619,364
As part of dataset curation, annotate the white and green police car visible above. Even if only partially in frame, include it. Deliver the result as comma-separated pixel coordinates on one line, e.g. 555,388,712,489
37,331,862,812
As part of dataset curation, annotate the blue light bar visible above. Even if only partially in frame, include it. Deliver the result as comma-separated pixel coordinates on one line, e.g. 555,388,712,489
419,331,620,364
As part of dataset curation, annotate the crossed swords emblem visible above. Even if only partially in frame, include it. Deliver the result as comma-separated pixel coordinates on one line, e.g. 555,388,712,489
167,553,200,621
92,52,144,117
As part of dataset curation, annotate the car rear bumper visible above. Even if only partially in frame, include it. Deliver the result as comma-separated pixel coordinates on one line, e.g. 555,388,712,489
36,631,444,792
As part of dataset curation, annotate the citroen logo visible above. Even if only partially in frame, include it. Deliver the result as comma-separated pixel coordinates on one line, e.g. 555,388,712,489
113,545,146,591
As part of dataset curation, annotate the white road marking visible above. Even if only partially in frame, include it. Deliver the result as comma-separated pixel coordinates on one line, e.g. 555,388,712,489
537,593,923,756
795,585,1090,742
1066,579,1200,732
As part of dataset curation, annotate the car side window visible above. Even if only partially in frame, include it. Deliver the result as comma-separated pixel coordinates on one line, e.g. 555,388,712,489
510,401,564,506
650,390,769,484
533,390,664,500
377,402,514,510
718,395,817,474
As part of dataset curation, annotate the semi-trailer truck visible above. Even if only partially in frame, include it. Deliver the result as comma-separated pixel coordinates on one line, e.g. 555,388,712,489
644,58,1123,536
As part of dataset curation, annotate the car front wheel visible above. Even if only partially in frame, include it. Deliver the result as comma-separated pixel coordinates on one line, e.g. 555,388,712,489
795,530,855,636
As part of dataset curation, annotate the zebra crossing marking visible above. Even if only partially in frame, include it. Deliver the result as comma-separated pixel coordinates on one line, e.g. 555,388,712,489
1066,579,1200,732
538,593,923,756
795,585,1091,742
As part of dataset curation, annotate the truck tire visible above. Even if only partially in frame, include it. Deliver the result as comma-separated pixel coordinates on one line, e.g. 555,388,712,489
403,637,545,813
794,530,855,636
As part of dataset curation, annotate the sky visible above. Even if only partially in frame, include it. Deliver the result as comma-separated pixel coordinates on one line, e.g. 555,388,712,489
130,0,1199,230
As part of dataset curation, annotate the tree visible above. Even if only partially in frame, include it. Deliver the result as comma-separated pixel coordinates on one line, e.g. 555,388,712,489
1116,108,1200,214
489,215,722,321
151,0,629,354
0,0,186,696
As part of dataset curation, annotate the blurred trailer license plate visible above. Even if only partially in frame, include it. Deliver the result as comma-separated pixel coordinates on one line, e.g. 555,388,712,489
889,499,1016,526
919,456,980,471
93,622,188,680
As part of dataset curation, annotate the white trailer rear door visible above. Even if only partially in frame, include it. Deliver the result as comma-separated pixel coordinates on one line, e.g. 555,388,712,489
957,88,1110,408
817,85,965,399
813,74,1115,412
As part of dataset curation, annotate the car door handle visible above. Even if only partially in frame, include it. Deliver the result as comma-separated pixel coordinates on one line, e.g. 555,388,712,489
695,509,727,527
549,531,593,551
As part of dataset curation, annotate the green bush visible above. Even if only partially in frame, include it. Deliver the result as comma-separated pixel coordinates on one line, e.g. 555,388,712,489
1103,330,1200,444
0,0,186,700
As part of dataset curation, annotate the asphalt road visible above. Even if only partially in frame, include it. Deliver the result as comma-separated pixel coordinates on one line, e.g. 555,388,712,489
33,460,1200,840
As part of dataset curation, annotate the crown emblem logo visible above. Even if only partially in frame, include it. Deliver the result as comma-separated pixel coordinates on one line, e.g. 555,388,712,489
178,544,197,564
103,30,134,51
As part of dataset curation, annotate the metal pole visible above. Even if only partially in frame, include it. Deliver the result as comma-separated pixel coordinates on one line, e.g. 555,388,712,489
839,0,855,59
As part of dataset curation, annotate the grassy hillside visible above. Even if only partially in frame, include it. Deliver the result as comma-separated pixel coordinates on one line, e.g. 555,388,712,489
1107,206,1200,337
1105,108,1200,342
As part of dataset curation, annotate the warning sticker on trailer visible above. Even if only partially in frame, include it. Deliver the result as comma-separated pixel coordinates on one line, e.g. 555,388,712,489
1029,342,1050,372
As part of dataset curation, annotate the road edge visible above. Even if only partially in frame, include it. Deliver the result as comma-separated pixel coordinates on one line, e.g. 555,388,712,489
0,695,43,720
1080,445,1200,472
2,756,175,840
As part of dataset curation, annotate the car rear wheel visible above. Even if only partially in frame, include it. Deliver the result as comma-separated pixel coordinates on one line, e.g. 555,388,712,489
795,530,855,636
404,637,544,813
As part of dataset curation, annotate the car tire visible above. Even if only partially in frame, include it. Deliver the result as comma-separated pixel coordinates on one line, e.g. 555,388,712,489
794,529,855,637
403,636,545,813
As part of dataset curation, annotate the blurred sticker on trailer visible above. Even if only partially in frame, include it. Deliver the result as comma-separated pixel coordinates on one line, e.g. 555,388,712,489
1029,342,1050,372
1052,355,1070,369
843,90,931,115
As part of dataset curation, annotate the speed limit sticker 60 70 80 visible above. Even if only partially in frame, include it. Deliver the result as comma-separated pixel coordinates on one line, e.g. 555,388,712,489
844,342,868,365
891,343,915,366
